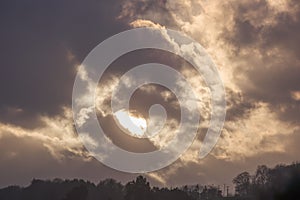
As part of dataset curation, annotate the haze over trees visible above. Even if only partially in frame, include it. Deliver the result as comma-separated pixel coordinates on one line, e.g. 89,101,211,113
0,163,299,200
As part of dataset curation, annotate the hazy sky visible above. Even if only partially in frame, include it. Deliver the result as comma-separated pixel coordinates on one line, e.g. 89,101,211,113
0,0,300,190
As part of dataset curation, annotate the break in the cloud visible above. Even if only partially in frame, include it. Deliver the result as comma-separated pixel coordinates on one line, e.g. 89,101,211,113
0,0,300,188
116,0,300,184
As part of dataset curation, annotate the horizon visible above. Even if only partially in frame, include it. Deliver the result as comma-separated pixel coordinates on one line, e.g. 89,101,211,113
0,0,300,199
1,162,300,199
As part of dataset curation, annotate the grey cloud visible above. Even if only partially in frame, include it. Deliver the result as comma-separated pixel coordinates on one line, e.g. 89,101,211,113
227,0,300,55
96,48,195,121
1,0,300,190
225,88,256,122
262,2,300,57
118,0,178,28
0,0,129,128
0,133,136,188
224,0,300,122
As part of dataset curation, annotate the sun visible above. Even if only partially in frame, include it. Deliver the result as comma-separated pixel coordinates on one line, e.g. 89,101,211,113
114,109,147,137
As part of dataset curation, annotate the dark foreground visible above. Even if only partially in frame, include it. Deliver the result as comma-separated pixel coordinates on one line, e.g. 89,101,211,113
1,163,300,200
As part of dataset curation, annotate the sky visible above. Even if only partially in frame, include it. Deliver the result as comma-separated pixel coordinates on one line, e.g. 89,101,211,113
0,0,300,191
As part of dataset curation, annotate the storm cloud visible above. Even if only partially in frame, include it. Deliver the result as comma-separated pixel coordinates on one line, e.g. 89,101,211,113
0,0,300,189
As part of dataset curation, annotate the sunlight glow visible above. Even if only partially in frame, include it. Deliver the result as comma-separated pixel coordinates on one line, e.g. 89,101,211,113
114,109,147,137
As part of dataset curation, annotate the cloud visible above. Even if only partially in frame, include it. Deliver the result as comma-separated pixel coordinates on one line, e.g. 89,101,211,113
0,129,136,188
291,91,300,101
119,0,300,175
1,0,300,188
118,0,177,28
130,19,165,29
0,106,141,188
215,103,298,160
130,0,300,144
0,0,129,128
0,108,90,161
224,0,300,123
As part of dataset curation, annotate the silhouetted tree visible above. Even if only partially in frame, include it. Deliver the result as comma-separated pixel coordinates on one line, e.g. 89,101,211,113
1,163,300,200
253,165,270,186
233,172,251,196
62,185,88,200
268,163,300,199
152,187,192,200
0,186,22,200
182,184,201,200
200,185,222,200
124,176,151,200
97,179,124,200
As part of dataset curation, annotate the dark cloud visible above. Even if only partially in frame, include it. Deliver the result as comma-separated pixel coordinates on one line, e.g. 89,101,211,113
224,0,300,123
225,88,256,122
262,1,300,57
118,0,177,28
0,106,44,129
229,19,262,47
227,0,300,55
98,48,185,117
224,0,268,47
1,0,300,191
0,0,129,127
0,133,136,188
96,49,202,153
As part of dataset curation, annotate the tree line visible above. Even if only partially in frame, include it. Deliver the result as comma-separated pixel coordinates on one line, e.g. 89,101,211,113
0,162,299,200
233,162,300,199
